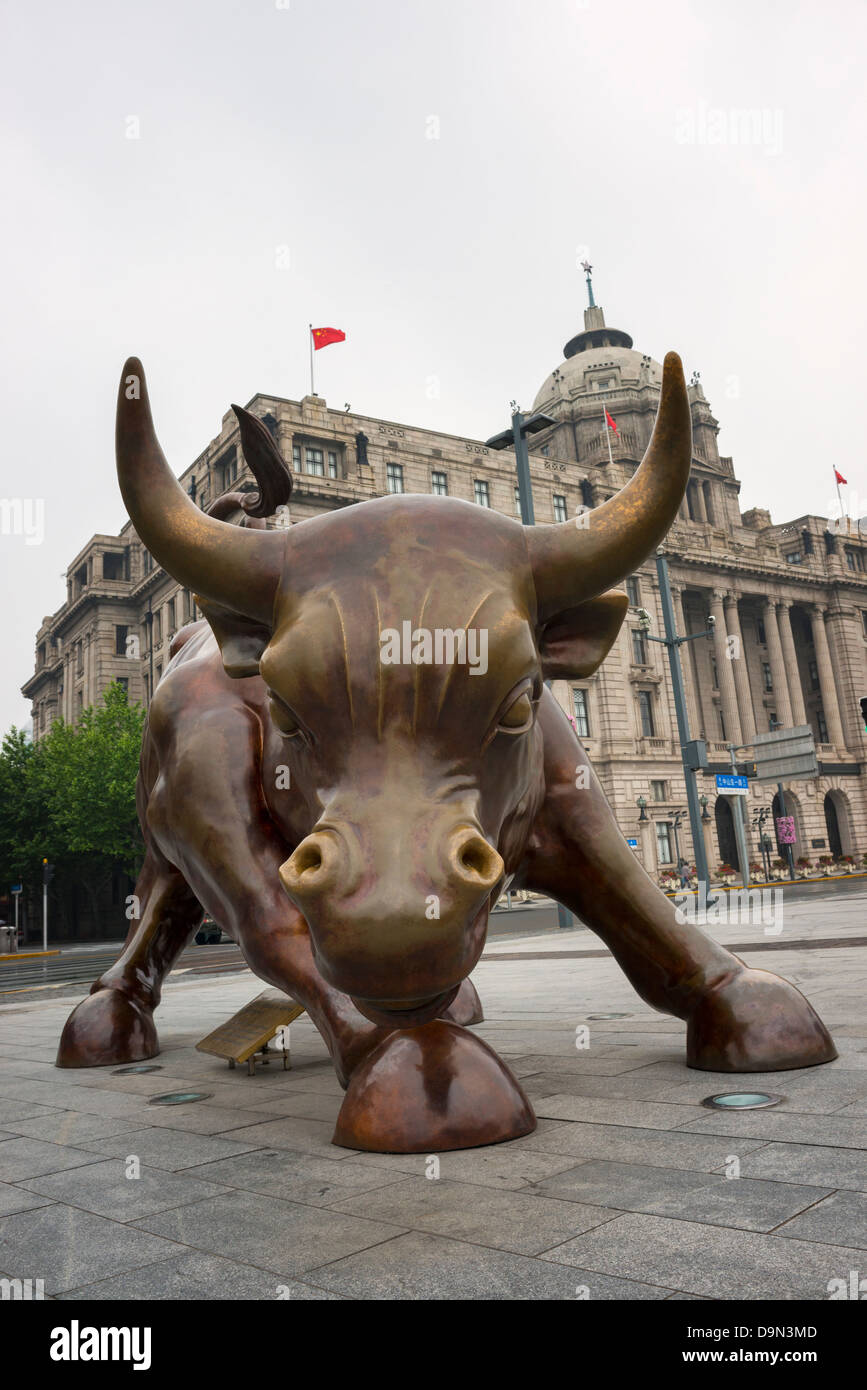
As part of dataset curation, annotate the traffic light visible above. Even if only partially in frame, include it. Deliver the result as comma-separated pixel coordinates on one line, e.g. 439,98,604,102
42,859,54,886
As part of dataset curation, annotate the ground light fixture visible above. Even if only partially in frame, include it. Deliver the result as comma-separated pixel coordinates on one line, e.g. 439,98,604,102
586,1012,634,1020
149,1091,213,1106
112,1064,163,1075
701,1092,784,1110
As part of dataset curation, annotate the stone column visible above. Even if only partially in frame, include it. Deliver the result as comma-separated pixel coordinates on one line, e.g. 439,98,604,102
709,590,742,745
723,593,756,742
808,605,846,748
777,601,807,726
671,586,703,738
762,597,793,727
694,481,708,523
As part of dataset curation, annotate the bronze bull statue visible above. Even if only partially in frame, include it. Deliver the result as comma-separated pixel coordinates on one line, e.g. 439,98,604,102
57,352,836,1152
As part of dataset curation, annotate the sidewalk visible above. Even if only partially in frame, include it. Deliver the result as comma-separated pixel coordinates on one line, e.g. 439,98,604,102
0,899,864,1300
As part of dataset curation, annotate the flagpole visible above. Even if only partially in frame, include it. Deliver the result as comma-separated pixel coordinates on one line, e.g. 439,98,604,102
603,400,614,467
834,467,847,533
308,324,314,396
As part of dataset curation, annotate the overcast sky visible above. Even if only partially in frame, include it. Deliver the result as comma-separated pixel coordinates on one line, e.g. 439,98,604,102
1,0,865,733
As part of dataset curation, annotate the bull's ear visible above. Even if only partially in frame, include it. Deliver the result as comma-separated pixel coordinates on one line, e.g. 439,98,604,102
537,590,628,679
196,596,272,678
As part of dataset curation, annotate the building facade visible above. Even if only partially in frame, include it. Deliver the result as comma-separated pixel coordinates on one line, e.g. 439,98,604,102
23,289,867,893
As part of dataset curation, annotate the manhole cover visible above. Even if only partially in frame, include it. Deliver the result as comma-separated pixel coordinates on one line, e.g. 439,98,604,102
113,1064,163,1075
149,1091,213,1106
702,1092,784,1111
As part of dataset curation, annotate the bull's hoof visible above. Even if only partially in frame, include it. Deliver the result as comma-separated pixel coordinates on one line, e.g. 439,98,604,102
56,988,158,1069
686,967,837,1073
440,977,484,1026
332,1019,536,1153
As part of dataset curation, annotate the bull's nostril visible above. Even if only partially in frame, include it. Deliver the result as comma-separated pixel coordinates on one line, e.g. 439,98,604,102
455,833,502,887
294,842,323,875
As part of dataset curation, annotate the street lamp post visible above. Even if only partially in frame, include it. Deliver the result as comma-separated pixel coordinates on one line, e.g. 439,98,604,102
639,550,714,892
486,404,568,926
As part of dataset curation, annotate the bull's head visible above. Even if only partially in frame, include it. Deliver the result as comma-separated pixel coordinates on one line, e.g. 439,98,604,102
116,353,691,1025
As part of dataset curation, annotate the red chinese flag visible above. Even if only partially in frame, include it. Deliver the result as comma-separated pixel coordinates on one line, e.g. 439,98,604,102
311,326,345,351
834,468,847,485
605,409,618,434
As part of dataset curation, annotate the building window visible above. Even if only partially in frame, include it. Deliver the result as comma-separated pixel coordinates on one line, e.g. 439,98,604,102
540,445,549,457
474,480,491,508
631,629,648,665
626,576,640,606
580,479,594,509
808,659,820,690
167,598,176,634
785,549,803,565
762,661,773,691
710,656,718,689
154,610,162,644
756,617,766,644
844,547,863,571
656,821,673,865
116,677,128,695
767,711,777,730
514,486,522,516
305,448,325,477
637,690,655,737
719,708,727,740
553,494,567,523
386,462,404,494
103,552,124,580
817,708,828,743
651,779,668,802
571,688,590,737
431,470,448,496
292,444,301,469
861,610,867,637
114,625,128,657
327,450,339,479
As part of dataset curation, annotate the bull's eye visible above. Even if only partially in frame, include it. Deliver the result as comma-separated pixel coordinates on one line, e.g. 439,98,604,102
268,694,301,739
497,690,533,733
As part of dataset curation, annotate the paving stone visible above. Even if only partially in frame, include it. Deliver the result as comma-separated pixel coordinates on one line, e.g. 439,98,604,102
330,1177,618,1255
54,1251,343,1300
138,1102,279,1135
524,1120,769,1171
0,1203,181,1294
350,1145,581,1191
0,1137,112,1183
19,1158,232,1221
0,1181,53,1217
680,1110,867,1149
535,1159,831,1231
534,1095,699,1129
305,1228,670,1300
222,1115,358,1160
180,1148,402,1207
3,1112,145,1145
131,1189,405,1276
732,1142,867,1191
540,1212,860,1299
775,1192,867,1249
0,1099,62,1126
80,1127,265,1171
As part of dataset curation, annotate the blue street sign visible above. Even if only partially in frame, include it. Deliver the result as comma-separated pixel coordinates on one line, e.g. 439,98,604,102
625,838,639,848
10,884,22,894
715,773,749,795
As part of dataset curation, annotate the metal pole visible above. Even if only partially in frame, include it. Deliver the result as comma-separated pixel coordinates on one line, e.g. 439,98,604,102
14,891,19,944
512,412,535,525
309,325,315,396
728,743,751,888
511,411,567,925
43,881,47,953
655,552,710,891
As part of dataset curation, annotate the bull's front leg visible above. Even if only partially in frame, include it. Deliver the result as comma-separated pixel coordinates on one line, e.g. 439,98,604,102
520,699,836,1072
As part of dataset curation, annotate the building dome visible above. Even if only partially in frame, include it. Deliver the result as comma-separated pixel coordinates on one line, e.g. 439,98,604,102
532,274,663,412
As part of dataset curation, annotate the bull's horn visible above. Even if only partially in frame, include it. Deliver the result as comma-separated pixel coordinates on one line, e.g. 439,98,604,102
525,351,692,619
116,358,286,623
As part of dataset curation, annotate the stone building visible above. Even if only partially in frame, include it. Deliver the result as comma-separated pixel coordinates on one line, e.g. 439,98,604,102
23,283,867,909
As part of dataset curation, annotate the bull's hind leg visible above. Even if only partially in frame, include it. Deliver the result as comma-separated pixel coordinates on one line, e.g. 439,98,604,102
521,699,836,1072
56,847,202,1067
